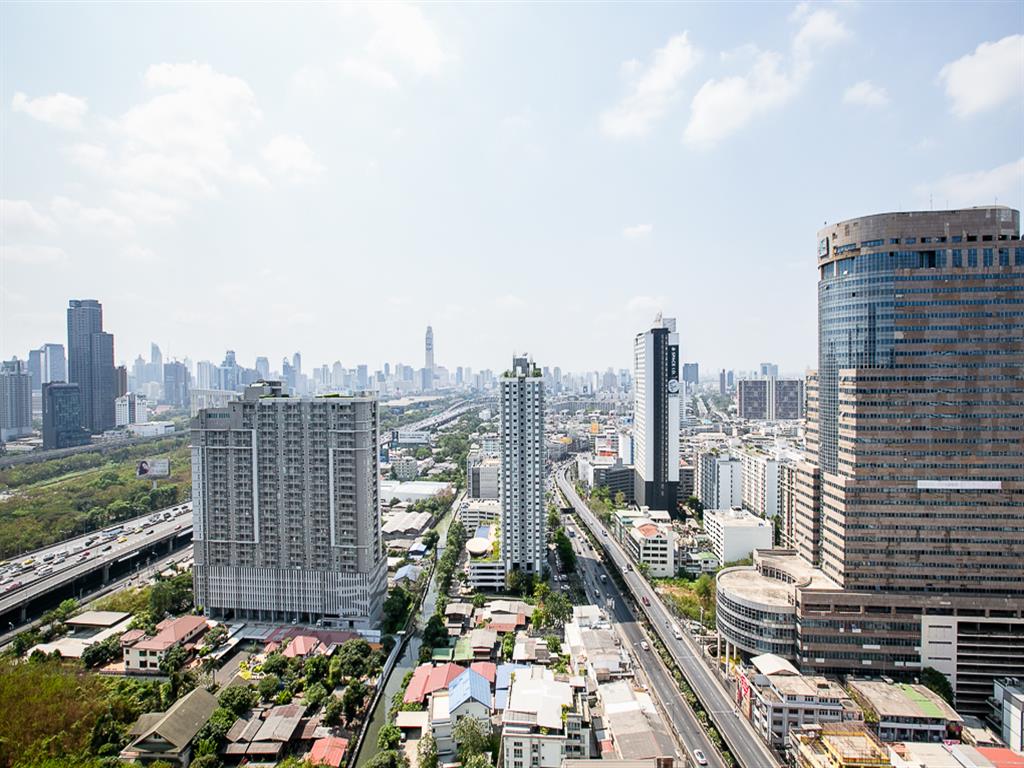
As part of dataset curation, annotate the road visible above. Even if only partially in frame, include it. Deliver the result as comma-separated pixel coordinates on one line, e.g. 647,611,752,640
564,513,724,768
0,502,193,611
556,467,781,768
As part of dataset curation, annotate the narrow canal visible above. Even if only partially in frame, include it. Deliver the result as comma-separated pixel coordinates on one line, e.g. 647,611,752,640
355,503,455,767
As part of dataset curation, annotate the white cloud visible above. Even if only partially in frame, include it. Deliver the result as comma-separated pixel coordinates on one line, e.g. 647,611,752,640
496,294,527,309
290,66,330,98
0,245,68,265
0,199,57,238
364,2,448,78
339,57,400,89
11,91,88,129
262,135,325,181
236,164,271,188
915,157,1024,209
684,7,848,148
51,196,134,236
121,244,160,264
622,223,653,239
601,33,700,138
939,35,1024,118
843,80,889,107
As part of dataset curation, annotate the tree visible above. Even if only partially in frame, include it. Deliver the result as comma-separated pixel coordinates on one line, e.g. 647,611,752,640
333,638,381,680
921,667,955,705
463,755,492,768
453,715,491,761
305,682,328,710
507,570,534,597
322,695,343,727
554,527,576,571
342,679,368,722
422,614,448,650
501,632,515,661
365,750,408,768
258,674,280,702
417,731,438,768
544,592,572,627
547,506,560,532
304,653,329,685
219,684,257,717
471,592,487,609
262,652,288,677
378,722,402,750
383,586,413,634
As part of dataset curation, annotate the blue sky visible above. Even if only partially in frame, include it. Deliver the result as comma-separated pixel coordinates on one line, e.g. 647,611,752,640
2,2,1021,376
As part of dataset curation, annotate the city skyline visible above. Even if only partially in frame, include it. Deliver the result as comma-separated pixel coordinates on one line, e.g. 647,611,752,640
3,4,1021,372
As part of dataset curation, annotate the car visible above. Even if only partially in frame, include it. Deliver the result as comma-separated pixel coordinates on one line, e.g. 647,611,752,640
117,536,128,543
693,749,708,766
145,528,154,535
601,530,607,536
641,596,651,607
640,641,650,651
102,544,112,552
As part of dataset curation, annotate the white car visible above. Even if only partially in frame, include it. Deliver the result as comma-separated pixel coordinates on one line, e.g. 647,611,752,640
640,641,650,651
693,749,708,766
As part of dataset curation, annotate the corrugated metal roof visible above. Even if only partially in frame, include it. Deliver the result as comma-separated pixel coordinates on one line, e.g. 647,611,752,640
448,668,491,712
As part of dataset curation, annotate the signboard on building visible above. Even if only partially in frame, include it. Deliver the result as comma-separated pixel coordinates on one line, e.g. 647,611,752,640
137,458,170,478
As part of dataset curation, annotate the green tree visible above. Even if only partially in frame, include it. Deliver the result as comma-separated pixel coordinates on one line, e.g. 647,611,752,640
333,638,381,680
258,674,281,702
417,731,438,768
342,679,368,722
377,722,402,750
422,614,448,650
219,684,257,717
382,586,413,634
463,755,492,768
453,715,491,761
322,695,343,726
261,652,288,676
921,667,955,705
304,682,328,710
365,750,408,768
304,654,329,685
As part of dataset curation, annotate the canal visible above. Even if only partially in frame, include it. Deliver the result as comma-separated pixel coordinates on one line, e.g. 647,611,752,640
355,502,456,767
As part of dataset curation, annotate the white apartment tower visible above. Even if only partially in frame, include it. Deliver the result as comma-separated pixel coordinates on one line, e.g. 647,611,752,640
633,315,680,510
423,325,435,391
500,355,546,578
191,382,386,628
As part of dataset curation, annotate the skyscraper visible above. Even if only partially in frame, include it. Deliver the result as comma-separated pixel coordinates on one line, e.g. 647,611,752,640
632,316,680,511
737,378,805,420
423,325,434,391
42,383,90,449
714,207,1024,717
0,359,33,441
192,382,386,627
163,361,190,408
500,355,546,578
42,343,66,384
66,299,116,433
254,356,270,380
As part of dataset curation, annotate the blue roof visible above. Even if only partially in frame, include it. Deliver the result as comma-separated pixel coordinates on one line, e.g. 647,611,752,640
448,668,491,712
475,525,491,539
495,663,529,691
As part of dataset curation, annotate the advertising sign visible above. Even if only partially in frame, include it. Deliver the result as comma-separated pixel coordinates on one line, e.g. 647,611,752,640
667,344,679,381
137,459,170,478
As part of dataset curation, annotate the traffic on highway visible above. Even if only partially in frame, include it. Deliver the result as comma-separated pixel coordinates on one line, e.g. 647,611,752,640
0,501,193,598
555,464,782,768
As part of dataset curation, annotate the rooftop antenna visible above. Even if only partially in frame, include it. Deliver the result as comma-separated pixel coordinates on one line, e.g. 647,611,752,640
929,193,933,211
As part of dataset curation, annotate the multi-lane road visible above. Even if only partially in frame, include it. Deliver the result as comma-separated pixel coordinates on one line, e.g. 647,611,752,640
556,466,781,768
564,511,724,768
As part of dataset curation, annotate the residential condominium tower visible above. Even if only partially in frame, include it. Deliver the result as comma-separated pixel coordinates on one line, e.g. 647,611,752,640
633,315,680,511
714,207,1024,717
191,382,386,628
66,299,116,433
500,355,546,578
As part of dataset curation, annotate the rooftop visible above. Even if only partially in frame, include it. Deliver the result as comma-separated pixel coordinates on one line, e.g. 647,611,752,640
848,679,962,722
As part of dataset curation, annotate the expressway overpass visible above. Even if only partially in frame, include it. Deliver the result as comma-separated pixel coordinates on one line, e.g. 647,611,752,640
556,466,782,768
0,504,193,629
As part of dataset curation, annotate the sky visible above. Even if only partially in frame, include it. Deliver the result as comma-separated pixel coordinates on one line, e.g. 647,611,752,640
1,2,1022,378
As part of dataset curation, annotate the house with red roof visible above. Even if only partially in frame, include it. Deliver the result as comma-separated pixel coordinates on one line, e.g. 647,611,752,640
123,615,208,674
308,736,349,767
282,635,325,659
403,662,465,704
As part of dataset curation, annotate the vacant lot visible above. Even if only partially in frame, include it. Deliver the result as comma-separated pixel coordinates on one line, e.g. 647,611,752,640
0,437,191,558
653,575,716,627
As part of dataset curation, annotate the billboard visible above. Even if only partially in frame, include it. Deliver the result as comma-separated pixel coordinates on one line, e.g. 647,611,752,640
137,459,170,478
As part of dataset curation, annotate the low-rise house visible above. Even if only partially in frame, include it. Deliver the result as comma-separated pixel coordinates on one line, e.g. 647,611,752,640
123,615,208,674
221,703,305,763
282,635,325,659
513,633,552,665
495,663,530,711
564,620,631,683
307,736,349,768
736,653,862,748
430,667,494,758
847,679,963,743
395,710,429,741
502,666,591,768
119,687,218,767
404,662,466,705
596,679,675,761
445,602,475,635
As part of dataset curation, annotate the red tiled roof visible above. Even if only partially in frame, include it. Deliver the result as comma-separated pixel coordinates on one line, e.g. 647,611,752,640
134,615,208,652
309,736,349,767
488,622,518,634
403,663,464,704
470,661,496,683
283,635,322,658
977,747,1024,768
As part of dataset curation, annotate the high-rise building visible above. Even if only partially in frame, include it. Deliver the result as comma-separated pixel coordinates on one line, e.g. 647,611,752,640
696,450,742,510
40,343,66,385
682,362,700,387
759,362,779,378
115,365,128,398
27,348,43,392
191,382,386,627
162,361,190,408
632,316,680,511
500,355,546,578
42,383,90,449
254,356,270,380
0,359,33,441
715,207,1024,717
115,393,148,427
737,378,805,420
67,299,116,434
423,325,434,391
718,369,726,395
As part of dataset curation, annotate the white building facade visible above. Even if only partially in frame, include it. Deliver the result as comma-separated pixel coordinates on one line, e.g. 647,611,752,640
632,316,680,511
705,507,773,564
